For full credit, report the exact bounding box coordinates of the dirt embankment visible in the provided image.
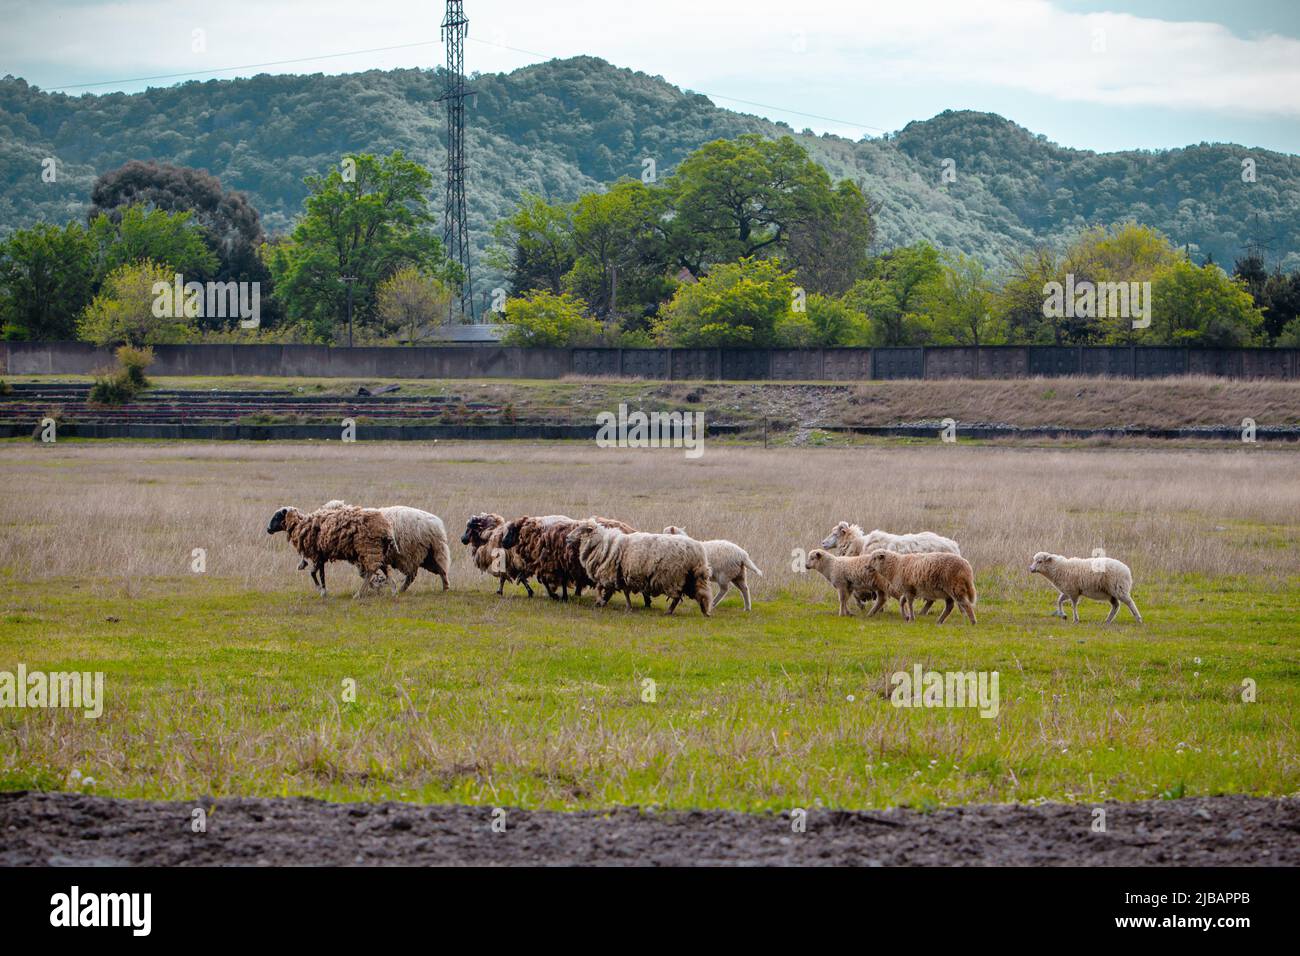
[2,792,1295,866]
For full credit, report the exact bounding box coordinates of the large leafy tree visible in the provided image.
[665,134,835,270]
[924,252,1003,346]
[1147,259,1265,347]
[87,205,218,285]
[267,151,457,342]
[565,180,672,319]
[88,160,268,286]
[0,223,95,340]
[784,179,878,296]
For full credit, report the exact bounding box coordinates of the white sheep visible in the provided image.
[820,521,961,557]
[1029,552,1143,624]
[663,526,762,610]
[568,520,713,616]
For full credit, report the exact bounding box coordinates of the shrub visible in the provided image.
[115,345,154,389]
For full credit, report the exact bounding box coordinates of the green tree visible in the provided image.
[1146,259,1265,347]
[499,290,602,347]
[784,179,877,296]
[843,242,943,345]
[267,151,457,341]
[375,266,453,342]
[565,179,671,319]
[0,223,95,340]
[87,204,218,284]
[488,193,575,295]
[77,260,195,346]
[924,252,1003,345]
[666,134,833,270]
[652,257,795,347]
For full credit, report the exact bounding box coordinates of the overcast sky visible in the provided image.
[4,0,1298,153]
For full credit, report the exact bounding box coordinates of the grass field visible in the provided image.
[1,439,1297,811]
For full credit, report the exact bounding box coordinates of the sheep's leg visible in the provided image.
[623,589,633,609]
[315,561,327,597]
[712,579,731,607]
[1104,597,1119,624]
[959,599,977,625]
[936,598,954,624]
[643,593,651,608]
[520,577,535,598]
[918,599,935,616]
[1070,596,1080,623]
[866,594,887,616]
[665,595,682,615]
[736,576,752,612]
[398,572,414,594]
[1054,592,1068,618]
[902,595,915,622]
[837,587,850,617]
[1122,596,1143,623]
[496,576,506,595]
[696,592,711,617]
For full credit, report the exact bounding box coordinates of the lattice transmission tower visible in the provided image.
[439,1,474,322]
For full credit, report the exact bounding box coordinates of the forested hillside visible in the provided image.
[3,55,1299,301]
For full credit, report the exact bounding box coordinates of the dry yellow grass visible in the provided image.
[0,439,1295,597]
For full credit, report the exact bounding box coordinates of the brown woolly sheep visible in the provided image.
[803,549,879,616]
[567,520,712,617]
[501,514,635,601]
[461,513,533,597]
[267,505,392,597]
[862,549,978,625]
[320,500,450,593]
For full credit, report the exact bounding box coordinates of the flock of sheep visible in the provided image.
[264,503,1144,625]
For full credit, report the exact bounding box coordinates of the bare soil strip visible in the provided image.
[3,792,1295,866]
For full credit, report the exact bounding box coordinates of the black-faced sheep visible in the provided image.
[320,500,450,593]
[461,512,533,597]
[567,520,712,617]
[862,549,978,624]
[663,526,762,611]
[267,505,392,597]
[1029,552,1142,624]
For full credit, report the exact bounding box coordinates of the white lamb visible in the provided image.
[1029,552,1143,624]
[663,526,763,611]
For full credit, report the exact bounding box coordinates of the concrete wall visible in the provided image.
[4,342,1298,380]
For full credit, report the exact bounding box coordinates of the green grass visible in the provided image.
[2,573,1295,811]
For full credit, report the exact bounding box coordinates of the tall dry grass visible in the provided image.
[0,440,1296,598]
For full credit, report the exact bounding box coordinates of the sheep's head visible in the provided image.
[1029,552,1054,574]
[500,519,525,550]
[805,548,830,572]
[663,525,687,537]
[865,549,891,572]
[266,507,296,534]
[462,513,498,547]
[820,521,851,549]
[565,519,602,548]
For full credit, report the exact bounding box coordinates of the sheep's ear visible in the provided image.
[838,521,849,532]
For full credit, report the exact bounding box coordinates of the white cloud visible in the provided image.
[4,0,1298,121]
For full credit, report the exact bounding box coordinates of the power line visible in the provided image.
[39,32,889,135]
[43,40,444,92]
